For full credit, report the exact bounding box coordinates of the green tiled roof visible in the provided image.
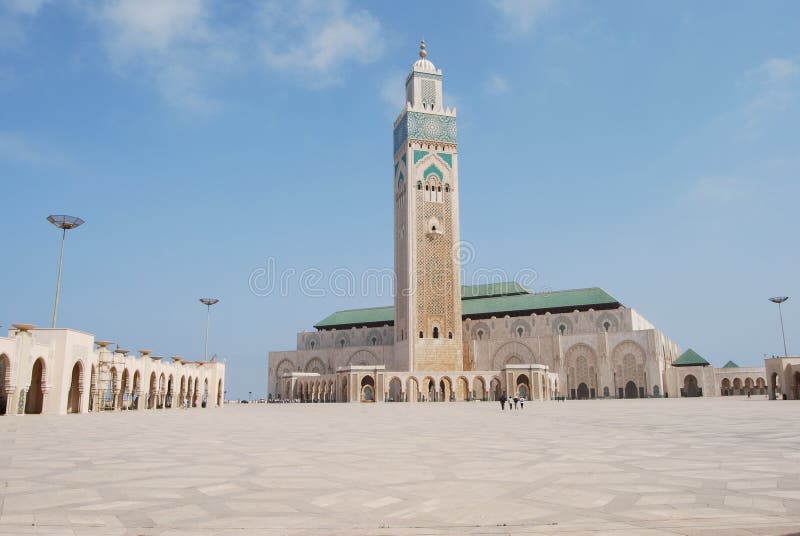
[461,282,530,300]
[722,360,739,368]
[672,349,710,367]
[462,287,618,317]
[314,306,394,329]
[314,284,621,329]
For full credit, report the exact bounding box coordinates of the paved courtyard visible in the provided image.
[1,399,799,535]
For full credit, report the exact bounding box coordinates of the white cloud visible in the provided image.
[2,0,386,111]
[689,177,751,203]
[741,57,799,137]
[485,73,510,95]
[380,70,406,115]
[257,1,384,87]
[759,58,800,84]
[489,0,554,37]
[84,0,225,114]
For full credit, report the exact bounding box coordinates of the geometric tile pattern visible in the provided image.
[1,399,799,535]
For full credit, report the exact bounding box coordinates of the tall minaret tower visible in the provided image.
[393,41,463,373]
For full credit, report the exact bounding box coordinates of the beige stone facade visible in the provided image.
[266,44,773,405]
[0,324,225,416]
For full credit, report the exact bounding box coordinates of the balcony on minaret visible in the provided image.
[426,218,443,239]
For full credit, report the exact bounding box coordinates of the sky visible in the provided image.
[1,0,798,399]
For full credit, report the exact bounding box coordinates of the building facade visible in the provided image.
[0,324,225,416]
[267,43,772,403]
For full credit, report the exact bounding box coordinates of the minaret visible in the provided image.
[393,41,463,373]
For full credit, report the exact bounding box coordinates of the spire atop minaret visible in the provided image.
[419,39,427,58]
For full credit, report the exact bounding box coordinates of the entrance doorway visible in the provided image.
[624,380,638,399]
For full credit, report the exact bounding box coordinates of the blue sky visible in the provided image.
[1,0,798,398]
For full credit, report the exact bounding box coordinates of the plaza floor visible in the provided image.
[1,399,799,536]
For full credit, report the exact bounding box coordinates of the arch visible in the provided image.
[193,376,200,407]
[388,377,402,402]
[164,374,173,408]
[407,377,419,402]
[25,358,46,414]
[0,354,10,415]
[131,370,141,410]
[612,340,646,396]
[733,378,742,394]
[89,364,97,411]
[470,321,490,341]
[576,382,589,400]
[490,377,502,401]
[516,373,531,399]
[439,377,453,401]
[456,376,469,401]
[347,350,378,366]
[148,372,157,409]
[473,377,486,401]
[492,341,535,370]
[179,376,186,407]
[305,357,326,374]
[683,375,699,398]
[360,375,375,402]
[595,312,619,333]
[423,376,436,401]
[119,368,130,410]
[551,316,573,336]
[794,371,800,400]
[67,360,83,414]
[721,377,731,396]
[339,375,348,402]
[624,380,638,399]
[566,343,599,397]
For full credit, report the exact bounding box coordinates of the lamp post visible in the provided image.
[47,215,85,328]
[199,298,219,361]
[769,297,789,358]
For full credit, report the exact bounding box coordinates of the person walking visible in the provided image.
[513,395,519,409]
[519,396,525,409]
[499,392,507,410]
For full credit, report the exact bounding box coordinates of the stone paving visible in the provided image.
[1,398,799,535]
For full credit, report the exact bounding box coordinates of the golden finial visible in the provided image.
[419,39,427,58]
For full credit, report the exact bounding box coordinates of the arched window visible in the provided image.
[339,339,345,348]
[371,337,377,345]
[433,327,439,339]
[603,321,611,332]
[445,184,450,192]
[477,330,484,340]
[310,341,315,349]
[417,181,422,190]
[448,332,453,339]
[419,331,423,338]
[517,326,524,337]
[559,324,566,335]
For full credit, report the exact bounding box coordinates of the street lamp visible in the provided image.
[47,215,85,328]
[199,298,219,361]
[769,297,789,358]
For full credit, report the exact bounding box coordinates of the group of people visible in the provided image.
[498,392,524,410]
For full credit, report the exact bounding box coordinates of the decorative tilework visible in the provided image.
[394,112,457,153]
[422,80,436,107]
[437,153,452,167]
[414,150,429,164]
[423,164,443,182]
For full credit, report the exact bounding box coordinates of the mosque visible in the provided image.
[267,43,793,404]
